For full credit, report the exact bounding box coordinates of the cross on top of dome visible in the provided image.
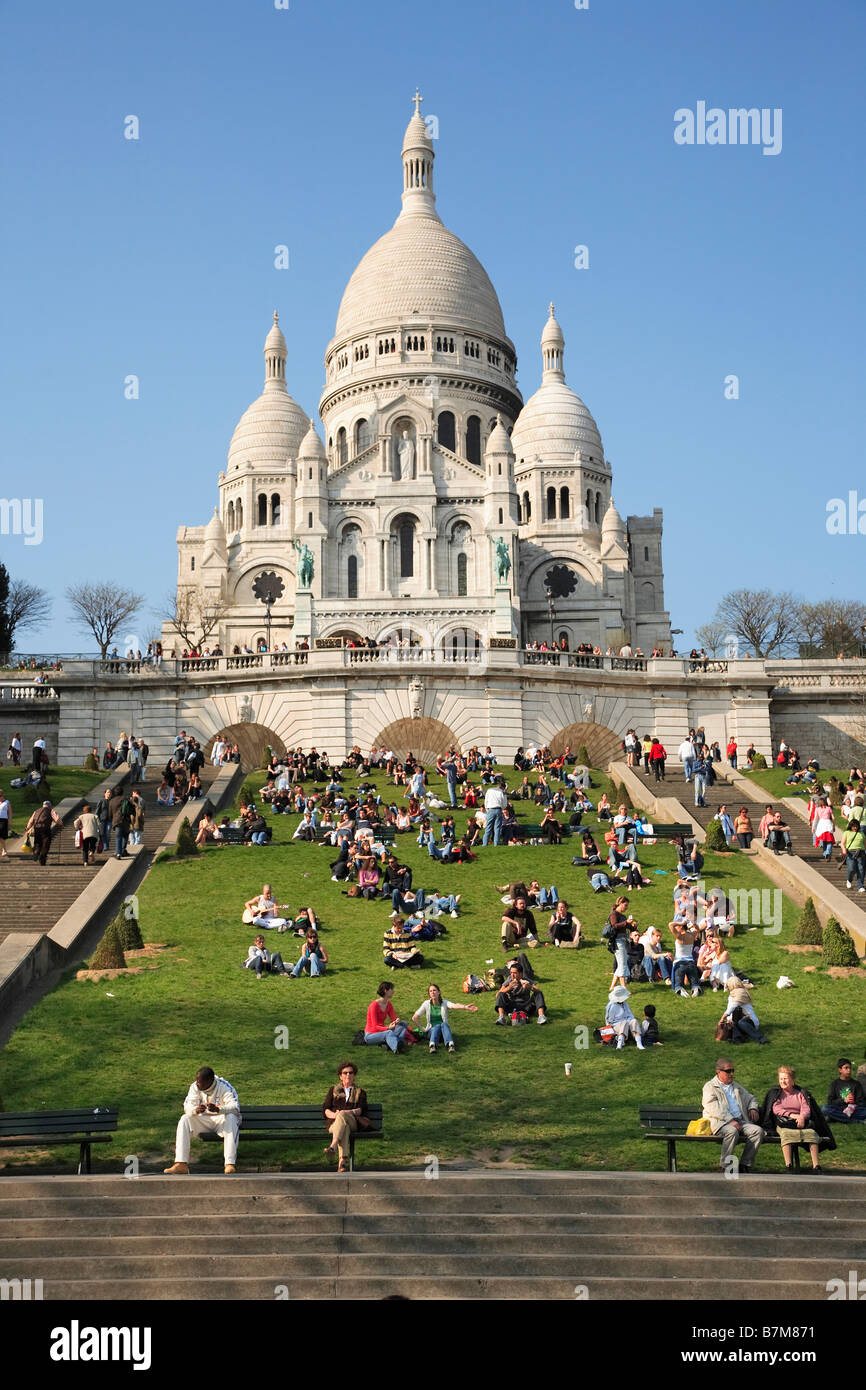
[412,88,423,115]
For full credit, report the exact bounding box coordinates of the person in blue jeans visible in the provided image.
[290,929,328,977]
[364,982,410,1052]
[482,783,508,845]
[693,756,709,808]
[671,922,702,996]
[412,983,478,1053]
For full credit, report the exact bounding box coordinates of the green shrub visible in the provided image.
[116,907,144,952]
[89,920,126,971]
[751,753,767,770]
[260,744,272,770]
[175,817,199,857]
[794,897,822,945]
[704,818,732,852]
[576,745,590,767]
[83,752,98,771]
[822,917,861,968]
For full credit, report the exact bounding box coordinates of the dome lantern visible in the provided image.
[541,303,565,381]
[401,90,436,219]
[264,310,287,387]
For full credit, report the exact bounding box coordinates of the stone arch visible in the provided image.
[547,721,622,767]
[374,716,461,765]
[204,722,287,771]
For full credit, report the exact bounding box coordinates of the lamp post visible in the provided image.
[545,587,556,649]
[265,595,273,651]
[670,627,683,658]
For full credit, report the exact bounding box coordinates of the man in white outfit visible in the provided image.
[164,1066,241,1174]
[701,1058,764,1173]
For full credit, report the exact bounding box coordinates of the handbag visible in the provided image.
[21,833,33,855]
[686,1118,713,1136]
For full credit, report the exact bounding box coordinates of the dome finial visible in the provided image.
[273,309,279,324]
[548,301,555,317]
[412,87,423,116]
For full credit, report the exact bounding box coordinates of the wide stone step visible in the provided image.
[1,1251,852,1283]
[3,1231,864,1260]
[19,1273,836,1300]
[2,1211,861,1240]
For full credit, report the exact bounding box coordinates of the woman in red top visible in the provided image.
[364,982,410,1053]
[726,739,737,769]
[649,739,667,782]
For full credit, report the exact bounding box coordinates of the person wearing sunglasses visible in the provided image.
[323,1062,370,1173]
[701,1058,764,1173]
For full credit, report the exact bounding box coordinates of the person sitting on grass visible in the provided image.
[525,880,558,908]
[494,962,548,1025]
[382,918,424,970]
[572,831,602,866]
[540,805,563,844]
[357,856,381,899]
[640,927,673,984]
[245,885,288,931]
[323,1061,370,1173]
[501,896,538,951]
[604,986,645,1050]
[547,900,581,948]
[723,975,765,1038]
[671,919,702,997]
[243,934,290,978]
[290,927,328,977]
[412,982,478,1053]
[641,1004,662,1045]
[364,981,411,1052]
[760,1064,835,1173]
[822,1058,866,1123]
[424,891,461,919]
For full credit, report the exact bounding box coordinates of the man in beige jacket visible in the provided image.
[702,1058,764,1172]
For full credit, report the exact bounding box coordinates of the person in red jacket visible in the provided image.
[363,982,410,1053]
[726,738,738,769]
[649,739,667,782]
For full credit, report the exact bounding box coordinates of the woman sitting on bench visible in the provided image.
[323,1061,370,1173]
[760,1065,835,1172]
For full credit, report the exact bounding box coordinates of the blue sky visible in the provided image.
[2,0,863,652]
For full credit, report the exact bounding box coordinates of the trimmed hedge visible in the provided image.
[822,917,861,968]
[794,897,822,945]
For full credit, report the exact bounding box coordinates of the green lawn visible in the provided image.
[740,767,850,801]
[1,766,864,1175]
[0,765,107,830]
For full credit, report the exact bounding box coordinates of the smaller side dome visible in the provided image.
[298,418,326,461]
[602,498,626,537]
[205,507,225,540]
[484,413,513,458]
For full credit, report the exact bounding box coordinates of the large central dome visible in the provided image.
[331,98,509,347]
[335,214,507,343]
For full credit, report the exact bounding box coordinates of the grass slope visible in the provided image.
[740,768,850,801]
[0,766,107,828]
[1,767,864,1174]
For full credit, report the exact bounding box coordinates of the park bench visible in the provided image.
[639,1105,798,1173]
[201,1103,384,1171]
[644,823,695,843]
[0,1106,119,1173]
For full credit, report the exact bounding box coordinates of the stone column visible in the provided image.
[378,434,391,477]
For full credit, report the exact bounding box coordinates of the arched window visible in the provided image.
[271,493,281,526]
[437,411,456,451]
[560,487,569,520]
[336,428,347,466]
[595,492,601,524]
[585,488,592,523]
[235,499,243,528]
[522,491,531,524]
[644,546,649,562]
[546,486,557,520]
[347,555,358,598]
[257,493,267,526]
[226,501,235,531]
[308,511,313,529]
[457,552,467,596]
[399,517,415,578]
[355,418,370,453]
[498,507,503,524]
[465,415,481,465]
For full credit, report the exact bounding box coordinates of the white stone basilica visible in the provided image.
[170,96,671,656]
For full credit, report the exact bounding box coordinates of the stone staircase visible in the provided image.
[0,767,217,949]
[0,1172,864,1299]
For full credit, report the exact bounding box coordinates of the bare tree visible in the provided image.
[3,577,52,653]
[164,588,230,650]
[713,589,801,659]
[694,620,728,657]
[66,582,144,659]
[804,599,866,657]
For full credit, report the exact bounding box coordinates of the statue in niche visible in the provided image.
[409,678,424,719]
[293,539,314,589]
[398,429,415,480]
[493,535,512,584]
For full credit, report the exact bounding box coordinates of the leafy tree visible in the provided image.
[713,589,800,659]
[794,898,822,945]
[66,582,143,659]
